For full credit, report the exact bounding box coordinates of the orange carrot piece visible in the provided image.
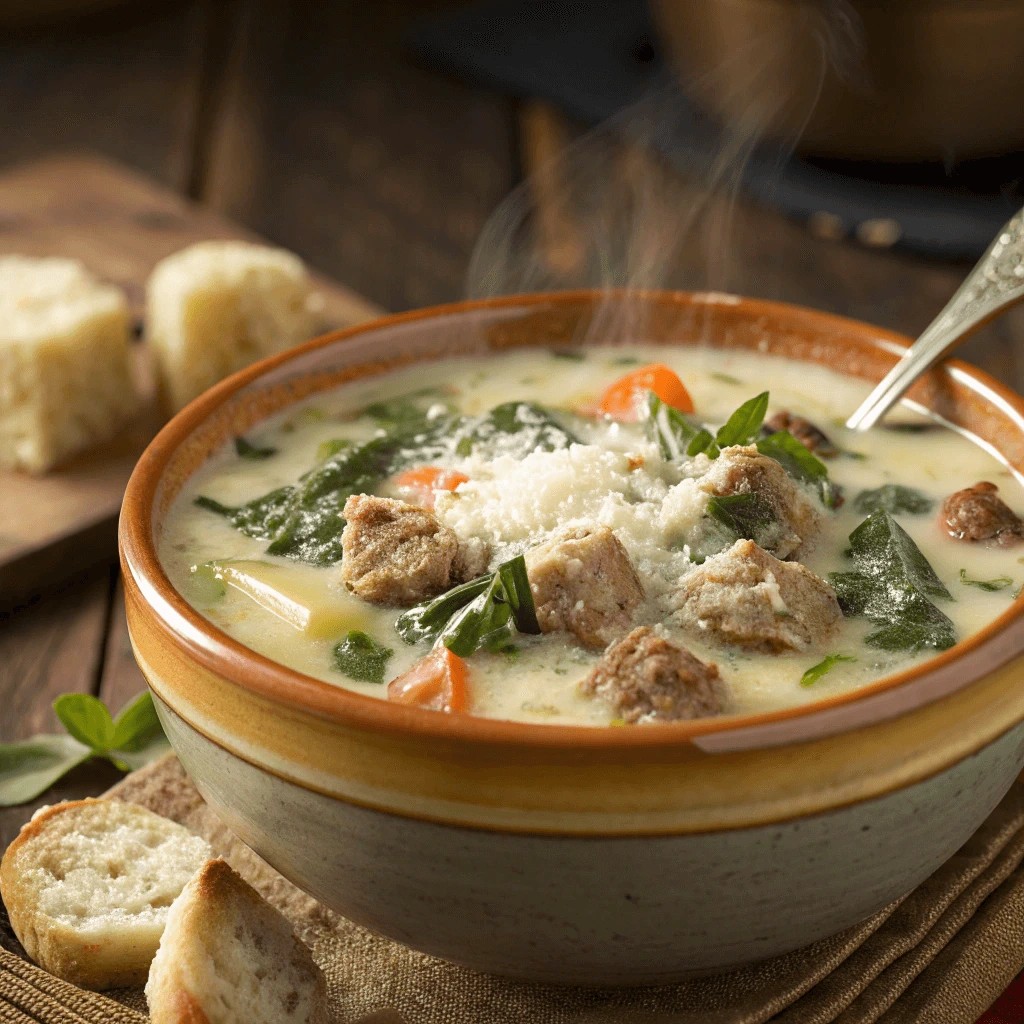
[597,363,693,422]
[393,466,469,509]
[387,647,468,713]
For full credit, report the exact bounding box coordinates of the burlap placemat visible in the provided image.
[3,754,1024,1024]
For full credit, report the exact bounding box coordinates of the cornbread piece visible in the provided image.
[763,410,838,457]
[0,799,210,990]
[525,522,644,648]
[673,539,841,652]
[146,859,328,1024]
[341,495,489,605]
[580,626,728,723]
[0,256,136,473]
[701,444,822,559]
[941,481,1024,546]
[146,241,321,413]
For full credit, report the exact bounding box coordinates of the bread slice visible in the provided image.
[146,858,328,1024]
[146,240,322,414]
[0,255,138,472]
[0,798,210,989]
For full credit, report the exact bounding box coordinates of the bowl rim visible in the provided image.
[119,289,1024,751]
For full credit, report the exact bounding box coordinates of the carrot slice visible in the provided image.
[597,363,693,422]
[387,647,468,713]
[393,466,469,509]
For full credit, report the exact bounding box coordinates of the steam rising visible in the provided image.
[466,1,863,343]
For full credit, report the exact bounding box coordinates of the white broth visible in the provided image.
[158,347,1024,725]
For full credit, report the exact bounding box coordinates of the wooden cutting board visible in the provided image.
[0,153,383,610]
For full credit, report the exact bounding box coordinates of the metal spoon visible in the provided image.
[846,205,1024,431]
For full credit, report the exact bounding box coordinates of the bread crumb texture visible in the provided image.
[146,241,320,414]
[0,255,137,472]
[0,798,210,989]
[146,858,328,1024]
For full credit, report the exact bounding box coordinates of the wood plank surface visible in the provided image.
[0,154,384,611]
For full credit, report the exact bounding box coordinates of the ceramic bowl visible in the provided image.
[120,291,1024,985]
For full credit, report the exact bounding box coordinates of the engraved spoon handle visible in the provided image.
[846,206,1024,431]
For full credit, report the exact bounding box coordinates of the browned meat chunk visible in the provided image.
[673,539,841,652]
[580,626,728,723]
[941,481,1024,547]
[764,410,838,457]
[341,495,489,606]
[701,445,822,559]
[525,523,644,648]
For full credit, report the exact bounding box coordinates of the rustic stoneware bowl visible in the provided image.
[120,291,1024,985]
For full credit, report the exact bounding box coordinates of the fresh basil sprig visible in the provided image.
[959,569,1014,592]
[853,484,933,516]
[801,654,857,687]
[645,391,769,462]
[829,510,956,653]
[714,391,770,448]
[235,436,277,460]
[757,430,841,509]
[396,555,540,657]
[333,631,393,684]
[0,692,169,807]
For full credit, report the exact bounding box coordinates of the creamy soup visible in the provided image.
[159,347,1024,726]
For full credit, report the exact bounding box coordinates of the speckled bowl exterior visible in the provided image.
[120,292,1024,984]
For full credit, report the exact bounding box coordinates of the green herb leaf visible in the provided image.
[829,510,956,653]
[109,692,168,772]
[853,484,933,516]
[195,486,296,541]
[715,391,770,448]
[396,574,493,645]
[497,555,541,634]
[333,631,394,684]
[454,402,578,460]
[550,349,586,361]
[235,436,278,460]
[0,734,92,807]
[707,492,777,547]
[317,439,351,462]
[757,430,840,508]
[53,694,115,751]
[687,428,720,459]
[959,568,1014,592]
[710,372,742,385]
[643,392,699,461]
[801,654,856,687]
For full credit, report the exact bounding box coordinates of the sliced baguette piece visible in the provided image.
[146,240,322,414]
[0,255,138,472]
[0,798,210,989]
[146,858,328,1024]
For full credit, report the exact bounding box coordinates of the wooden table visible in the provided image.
[2,0,1023,867]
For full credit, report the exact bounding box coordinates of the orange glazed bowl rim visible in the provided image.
[119,290,1024,754]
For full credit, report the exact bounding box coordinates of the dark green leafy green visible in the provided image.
[0,692,169,805]
[959,569,1013,592]
[714,391,770,448]
[195,487,295,541]
[396,555,540,657]
[316,439,351,462]
[362,388,448,432]
[758,430,840,508]
[454,402,578,460]
[706,493,777,547]
[801,654,856,687]
[333,631,393,684]
[829,510,956,653]
[235,436,277,460]
[854,484,933,516]
[643,392,699,460]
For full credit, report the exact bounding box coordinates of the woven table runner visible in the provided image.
[3,754,1024,1024]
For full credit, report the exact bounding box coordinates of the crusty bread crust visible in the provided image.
[146,858,328,1024]
[0,798,209,990]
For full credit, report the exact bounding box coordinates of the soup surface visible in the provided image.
[159,346,1024,726]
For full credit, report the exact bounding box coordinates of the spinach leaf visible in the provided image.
[454,402,578,459]
[829,510,956,653]
[757,430,840,509]
[235,436,277,460]
[643,392,699,460]
[396,555,540,657]
[195,487,296,541]
[959,569,1014,592]
[317,439,351,462]
[707,493,777,547]
[362,388,448,432]
[801,654,856,687]
[853,484,933,516]
[333,631,393,684]
[715,391,770,448]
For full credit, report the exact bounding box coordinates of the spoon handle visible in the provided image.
[846,206,1024,431]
